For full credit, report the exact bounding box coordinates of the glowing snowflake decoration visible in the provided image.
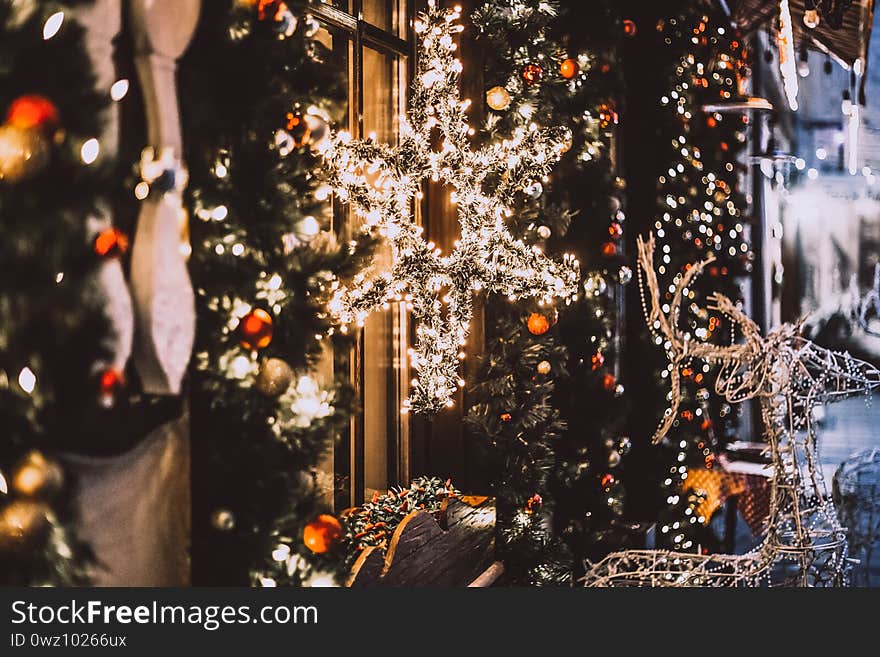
[322,1,579,413]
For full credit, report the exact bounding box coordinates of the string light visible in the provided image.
[18,366,36,394]
[322,2,578,413]
[42,12,64,40]
[80,138,99,164]
[110,79,129,101]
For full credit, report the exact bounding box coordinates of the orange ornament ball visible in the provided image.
[601,241,617,257]
[6,95,59,132]
[602,373,616,391]
[239,308,274,350]
[94,227,129,257]
[622,19,637,37]
[303,514,342,554]
[527,312,551,336]
[256,0,284,20]
[500,412,512,422]
[559,58,579,80]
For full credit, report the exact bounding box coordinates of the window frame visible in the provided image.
[311,0,418,510]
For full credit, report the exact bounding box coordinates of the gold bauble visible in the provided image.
[210,508,236,531]
[486,86,511,111]
[0,125,50,182]
[255,357,294,396]
[537,360,552,375]
[12,451,64,498]
[0,500,51,550]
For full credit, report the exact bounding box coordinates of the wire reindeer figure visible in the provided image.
[581,234,880,587]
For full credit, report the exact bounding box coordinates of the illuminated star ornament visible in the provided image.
[322,2,579,413]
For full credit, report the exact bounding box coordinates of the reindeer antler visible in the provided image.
[636,234,716,443]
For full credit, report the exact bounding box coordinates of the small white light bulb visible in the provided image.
[43,12,64,39]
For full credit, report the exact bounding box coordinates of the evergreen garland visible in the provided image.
[184,0,375,587]
[0,0,112,585]
[466,0,632,584]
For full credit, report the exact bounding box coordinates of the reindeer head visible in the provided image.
[780,335,880,404]
[637,234,880,444]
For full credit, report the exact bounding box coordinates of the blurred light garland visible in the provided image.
[321,1,579,413]
[777,0,799,111]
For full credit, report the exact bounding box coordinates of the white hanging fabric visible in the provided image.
[61,417,190,586]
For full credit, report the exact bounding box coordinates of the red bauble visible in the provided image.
[522,63,543,85]
[256,0,285,20]
[100,368,123,392]
[706,116,717,128]
[303,514,342,554]
[239,308,274,350]
[601,242,617,257]
[6,95,59,132]
[602,373,616,391]
[591,352,604,371]
[622,19,637,37]
[527,312,550,336]
[559,58,579,80]
[98,368,124,407]
[500,412,512,422]
[601,473,616,487]
[94,227,129,257]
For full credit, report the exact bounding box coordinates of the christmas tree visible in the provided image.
[0,0,114,585]
[184,0,374,586]
[645,2,753,552]
[466,0,632,584]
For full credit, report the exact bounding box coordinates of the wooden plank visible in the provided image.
[468,561,505,587]
[346,546,384,587]
[346,497,496,587]
[378,502,495,586]
[439,495,490,530]
[380,529,489,585]
[382,510,445,573]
